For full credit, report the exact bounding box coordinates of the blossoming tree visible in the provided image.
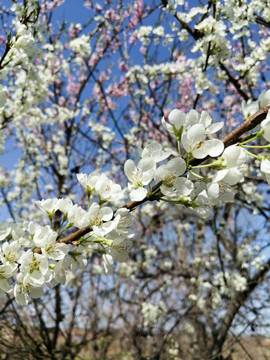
[0,0,270,359]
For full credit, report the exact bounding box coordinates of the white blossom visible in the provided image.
[124,158,156,201]
[181,124,224,159]
[141,141,172,162]
[0,222,11,241]
[258,89,270,108]
[261,111,270,142]
[0,263,17,293]
[94,174,124,205]
[36,198,59,215]
[141,301,167,327]
[76,172,101,192]
[213,145,248,185]
[241,99,259,119]
[69,35,91,57]
[260,158,270,184]
[33,225,58,248]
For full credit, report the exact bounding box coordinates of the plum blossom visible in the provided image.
[137,25,153,45]
[207,181,235,205]
[57,198,74,215]
[242,88,270,117]
[42,242,68,261]
[52,258,72,285]
[109,238,133,262]
[166,177,194,199]
[69,35,91,57]
[260,158,270,184]
[0,85,7,107]
[32,225,58,248]
[77,172,101,194]
[163,109,224,159]
[67,204,89,228]
[198,111,224,134]
[102,253,114,275]
[94,174,124,205]
[162,109,187,139]
[258,89,270,108]
[19,250,51,288]
[68,245,88,271]
[1,0,270,313]
[112,208,135,238]
[140,141,172,162]
[154,157,188,196]
[12,21,39,61]
[88,203,118,238]
[181,124,224,159]
[88,202,113,225]
[0,240,21,264]
[36,198,59,216]
[141,301,167,327]
[260,111,270,142]
[153,26,165,37]
[0,222,11,241]
[124,158,156,201]
[14,273,44,305]
[102,238,133,274]
[0,263,17,293]
[241,99,259,119]
[213,145,248,185]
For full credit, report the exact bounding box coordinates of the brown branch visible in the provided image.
[222,105,270,147]
[58,226,92,244]
[34,105,270,249]
[190,105,270,167]
[34,226,92,254]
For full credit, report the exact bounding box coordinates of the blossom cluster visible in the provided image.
[0,100,270,305]
[125,108,247,217]
[0,180,134,304]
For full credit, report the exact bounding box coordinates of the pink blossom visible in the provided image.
[105,9,119,22]
[99,72,107,83]
[163,109,171,118]
[149,81,156,90]
[96,43,105,56]
[140,46,146,55]
[0,36,5,45]
[129,32,138,44]
[141,115,148,123]
[103,97,115,111]
[101,116,107,124]
[93,84,102,98]
[66,76,79,97]
[118,61,128,72]
[58,97,66,106]
[128,0,144,29]
[173,50,180,59]
[113,37,121,51]
[43,0,65,12]
[148,98,154,106]
[68,24,81,39]
[88,54,99,67]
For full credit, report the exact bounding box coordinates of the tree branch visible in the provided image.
[35,106,270,249]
